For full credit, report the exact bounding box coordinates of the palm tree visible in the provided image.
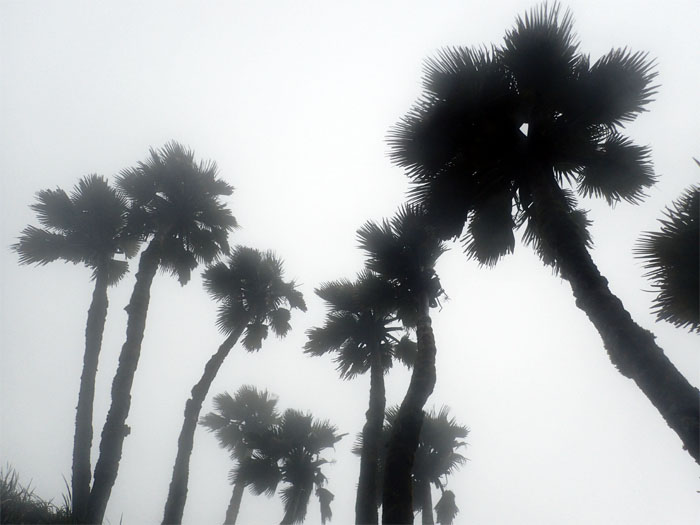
[353,405,468,525]
[356,206,447,523]
[636,184,699,333]
[163,248,306,524]
[387,3,699,464]
[206,401,343,525]
[304,272,415,524]
[269,409,343,524]
[199,386,280,524]
[12,175,138,520]
[85,142,237,524]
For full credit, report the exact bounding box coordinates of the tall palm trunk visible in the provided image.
[71,266,110,522]
[162,328,244,524]
[530,168,700,463]
[355,344,386,525]
[85,241,161,523]
[223,481,246,525]
[419,481,434,525]
[383,295,437,524]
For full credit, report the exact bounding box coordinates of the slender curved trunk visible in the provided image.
[85,241,161,523]
[355,344,386,525]
[71,266,110,523]
[383,295,436,524]
[419,481,434,525]
[162,329,243,524]
[530,168,700,464]
[223,481,246,525]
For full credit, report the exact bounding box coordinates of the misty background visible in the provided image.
[1,1,698,523]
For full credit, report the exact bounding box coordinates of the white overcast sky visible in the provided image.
[1,1,698,524]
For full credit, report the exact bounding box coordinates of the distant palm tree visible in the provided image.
[388,3,699,465]
[636,184,699,332]
[163,248,306,524]
[357,206,447,522]
[304,272,415,524]
[12,175,138,520]
[353,405,468,525]
[200,386,280,524]
[86,143,237,524]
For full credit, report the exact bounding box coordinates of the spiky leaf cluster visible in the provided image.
[13,175,139,285]
[388,2,657,268]
[636,185,699,332]
[117,141,237,284]
[203,246,306,350]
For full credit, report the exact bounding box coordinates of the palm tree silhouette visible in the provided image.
[304,272,415,524]
[357,206,447,523]
[388,3,699,464]
[163,247,306,524]
[13,175,138,521]
[199,386,280,524]
[206,399,343,525]
[636,184,699,332]
[353,405,468,525]
[86,142,237,523]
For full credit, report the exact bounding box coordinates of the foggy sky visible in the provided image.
[1,1,698,524]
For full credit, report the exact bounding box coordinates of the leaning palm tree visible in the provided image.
[388,3,699,465]
[636,184,699,333]
[12,175,138,520]
[163,248,306,524]
[357,206,447,522]
[353,405,468,525]
[200,386,280,524]
[86,143,237,524]
[304,272,415,524]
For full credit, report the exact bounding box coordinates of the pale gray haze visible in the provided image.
[1,1,698,524]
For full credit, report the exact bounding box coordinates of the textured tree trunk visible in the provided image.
[419,481,434,525]
[530,168,700,464]
[162,329,243,524]
[85,242,161,523]
[71,266,110,523]
[383,295,436,524]
[223,481,246,525]
[355,345,386,525]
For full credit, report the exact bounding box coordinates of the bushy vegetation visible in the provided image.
[0,466,72,524]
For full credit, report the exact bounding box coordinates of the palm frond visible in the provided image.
[242,322,269,352]
[636,186,699,331]
[578,133,656,204]
[316,487,334,525]
[31,188,75,231]
[393,334,417,368]
[463,185,516,266]
[434,490,459,525]
[578,48,657,126]
[500,2,579,102]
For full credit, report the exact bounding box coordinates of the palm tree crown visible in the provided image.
[305,271,416,376]
[636,185,699,332]
[203,246,308,350]
[13,174,138,282]
[357,205,447,325]
[118,141,237,284]
[389,3,656,265]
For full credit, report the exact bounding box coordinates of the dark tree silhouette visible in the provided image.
[12,175,138,521]
[357,207,446,523]
[211,403,343,525]
[353,405,467,525]
[388,3,699,465]
[200,386,280,524]
[163,248,306,524]
[636,184,699,332]
[86,143,237,524]
[304,272,415,525]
